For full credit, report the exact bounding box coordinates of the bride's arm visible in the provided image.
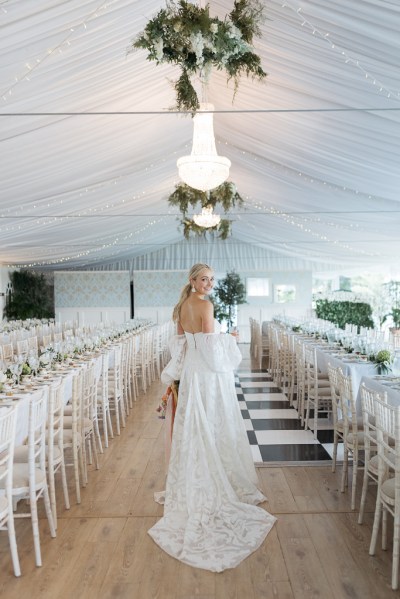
[161,332,187,384]
[196,331,242,371]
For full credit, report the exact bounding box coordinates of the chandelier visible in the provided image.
[193,204,221,228]
[177,103,231,192]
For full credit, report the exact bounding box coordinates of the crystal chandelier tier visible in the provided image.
[177,103,231,192]
[193,204,221,228]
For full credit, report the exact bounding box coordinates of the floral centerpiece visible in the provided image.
[168,180,243,239]
[130,0,267,112]
[0,370,7,392]
[371,349,392,375]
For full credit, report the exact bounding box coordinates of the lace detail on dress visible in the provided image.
[161,334,187,385]
[149,331,276,572]
[194,331,242,372]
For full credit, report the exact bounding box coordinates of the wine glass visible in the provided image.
[10,362,22,387]
[392,350,400,377]
[28,355,39,377]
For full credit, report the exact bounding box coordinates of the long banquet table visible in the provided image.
[0,346,116,445]
[290,332,400,414]
[314,346,376,398]
[290,333,375,389]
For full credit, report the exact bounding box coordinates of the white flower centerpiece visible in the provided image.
[130,0,267,112]
[371,349,393,375]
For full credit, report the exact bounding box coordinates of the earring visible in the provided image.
[191,286,196,292]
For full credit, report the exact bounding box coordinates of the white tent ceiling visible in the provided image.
[1,0,399,272]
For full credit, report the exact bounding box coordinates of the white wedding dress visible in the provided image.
[148,324,276,572]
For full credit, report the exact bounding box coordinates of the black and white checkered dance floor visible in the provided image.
[236,370,341,464]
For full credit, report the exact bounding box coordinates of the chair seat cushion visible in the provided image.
[63,416,92,430]
[13,444,63,464]
[63,429,82,446]
[336,417,363,432]
[345,431,363,445]
[370,452,395,471]
[0,464,47,491]
[309,387,332,397]
[381,477,396,501]
[64,405,72,416]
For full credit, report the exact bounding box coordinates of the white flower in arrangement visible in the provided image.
[0,371,7,384]
[203,36,215,52]
[190,31,205,65]
[154,38,164,61]
[226,23,242,40]
[131,0,267,112]
[173,21,182,32]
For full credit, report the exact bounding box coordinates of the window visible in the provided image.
[246,278,270,297]
[274,284,296,303]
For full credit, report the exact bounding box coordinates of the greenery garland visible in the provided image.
[130,0,267,112]
[168,181,243,240]
[315,299,374,331]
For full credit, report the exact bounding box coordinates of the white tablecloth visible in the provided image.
[0,349,111,444]
[356,375,400,413]
[315,347,376,399]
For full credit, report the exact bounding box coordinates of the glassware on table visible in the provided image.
[28,355,39,377]
[392,350,400,377]
[10,361,22,387]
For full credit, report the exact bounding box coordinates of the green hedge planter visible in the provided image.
[315,299,374,330]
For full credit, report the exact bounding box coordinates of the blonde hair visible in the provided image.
[172,263,212,322]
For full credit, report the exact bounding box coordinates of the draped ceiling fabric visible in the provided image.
[1,0,399,273]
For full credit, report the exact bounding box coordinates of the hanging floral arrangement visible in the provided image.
[168,181,243,239]
[130,0,267,112]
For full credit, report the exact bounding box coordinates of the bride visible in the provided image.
[148,263,276,572]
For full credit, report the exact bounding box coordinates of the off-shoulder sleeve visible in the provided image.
[195,332,242,372]
[161,334,187,384]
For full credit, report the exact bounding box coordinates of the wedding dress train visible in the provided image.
[148,327,276,572]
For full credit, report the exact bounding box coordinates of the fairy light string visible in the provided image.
[280,1,400,100]
[1,0,111,101]
[1,132,394,265]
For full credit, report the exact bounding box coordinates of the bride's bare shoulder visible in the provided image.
[199,298,213,315]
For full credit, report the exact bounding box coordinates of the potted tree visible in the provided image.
[211,270,247,332]
[382,281,400,333]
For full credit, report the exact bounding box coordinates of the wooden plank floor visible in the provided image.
[0,349,396,598]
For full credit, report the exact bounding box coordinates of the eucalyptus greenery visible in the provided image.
[168,181,243,240]
[130,0,267,112]
[181,217,232,240]
[315,299,374,331]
